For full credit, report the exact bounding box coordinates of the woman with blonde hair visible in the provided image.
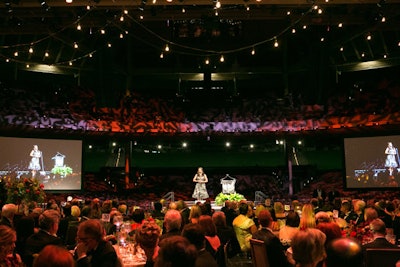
[299,204,316,230]
[189,204,202,224]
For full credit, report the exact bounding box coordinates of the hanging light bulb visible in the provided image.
[274,39,279,47]
[29,47,33,53]
[14,51,18,57]
[160,52,164,58]
[220,55,224,62]
[292,28,296,34]
[251,48,255,55]
[182,7,185,13]
[74,42,78,49]
[338,22,343,28]
[205,58,209,65]
[108,43,112,48]
[86,5,91,10]
[120,16,124,22]
[77,24,81,30]
[124,9,128,14]
[45,51,49,57]
[215,1,221,8]
[366,34,371,40]
[101,29,105,34]
[165,44,170,52]
[120,33,124,39]
[69,61,73,66]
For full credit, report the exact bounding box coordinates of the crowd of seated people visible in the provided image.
[1,78,400,133]
[2,188,400,267]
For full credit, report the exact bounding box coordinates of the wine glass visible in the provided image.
[113,215,123,232]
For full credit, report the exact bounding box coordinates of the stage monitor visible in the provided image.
[344,136,400,189]
[0,136,82,191]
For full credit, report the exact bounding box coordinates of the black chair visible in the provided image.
[250,239,270,267]
[365,248,400,267]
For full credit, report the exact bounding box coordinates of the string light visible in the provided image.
[338,22,343,28]
[6,58,10,62]
[26,64,30,68]
[286,11,291,15]
[107,43,112,48]
[366,34,371,40]
[45,51,49,57]
[124,10,128,14]
[74,42,78,49]
[246,6,250,11]
[77,24,81,30]
[86,5,90,10]
[182,7,185,13]
[274,39,279,47]
[120,16,124,22]
[215,1,221,8]
[29,47,33,53]
[251,48,255,55]
[120,33,124,39]
[69,61,73,66]
[160,52,164,58]
[101,29,106,34]
[340,47,344,52]
[165,44,169,52]
[381,16,386,22]
[220,55,224,62]
[292,28,296,34]
[14,51,18,57]
[205,58,209,65]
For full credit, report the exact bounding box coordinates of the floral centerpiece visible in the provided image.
[5,175,46,205]
[215,192,246,205]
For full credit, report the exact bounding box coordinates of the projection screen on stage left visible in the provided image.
[0,136,82,191]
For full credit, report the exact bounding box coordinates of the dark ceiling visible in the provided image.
[1,0,400,99]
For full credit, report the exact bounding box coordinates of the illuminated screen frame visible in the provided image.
[344,135,400,189]
[0,136,83,192]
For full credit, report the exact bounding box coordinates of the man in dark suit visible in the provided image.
[24,209,64,267]
[362,218,397,250]
[75,219,118,267]
[252,210,292,267]
[159,209,182,242]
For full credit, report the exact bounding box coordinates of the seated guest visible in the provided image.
[289,228,326,267]
[189,205,202,224]
[279,211,300,248]
[134,219,162,267]
[159,209,182,242]
[0,225,23,267]
[24,209,63,267]
[74,219,118,267]
[252,210,291,267]
[316,222,342,246]
[0,204,17,229]
[325,238,363,267]
[154,236,197,267]
[198,215,221,256]
[232,203,257,253]
[33,245,75,267]
[340,200,357,224]
[182,223,218,267]
[212,211,240,258]
[362,218,397,249]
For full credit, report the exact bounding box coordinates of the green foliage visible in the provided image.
[5,176,46,204]
[51,166,73,176]
[215,192,245,205]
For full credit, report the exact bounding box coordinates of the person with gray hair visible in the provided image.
[24,209,63,267]
[159,209,182,242]
[0,203,17,228]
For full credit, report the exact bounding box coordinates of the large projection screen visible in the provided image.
[0,136,82,191]
[344,136,400,189]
